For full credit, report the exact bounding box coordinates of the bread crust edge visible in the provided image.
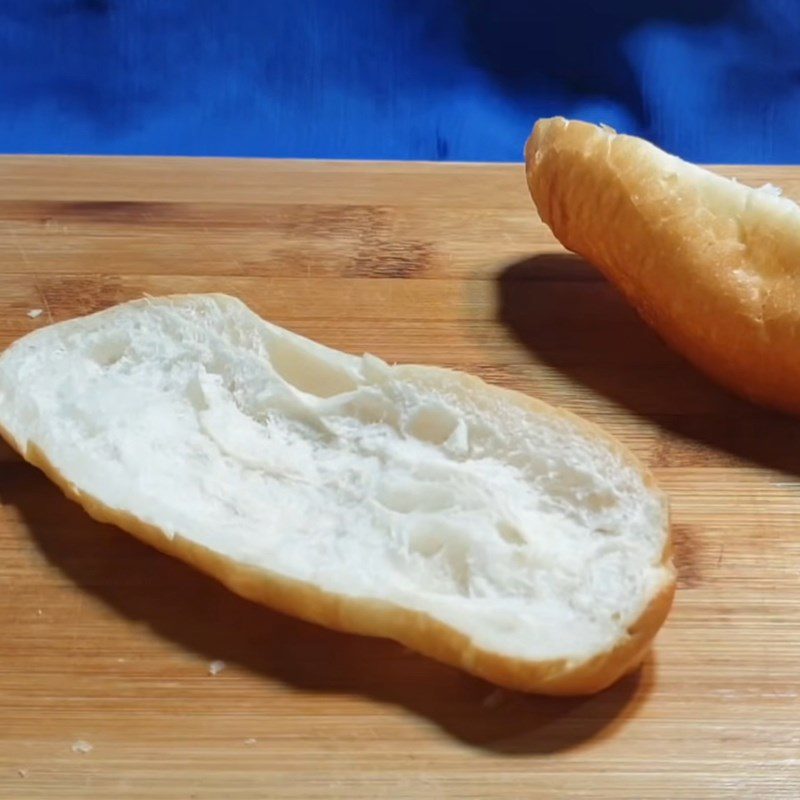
[525,116,800,414]
[2,437,673,696]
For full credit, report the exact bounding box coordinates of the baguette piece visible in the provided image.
[0,294,674,695]
[526,116,800,414]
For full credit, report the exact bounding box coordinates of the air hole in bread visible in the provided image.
[496,520,526,546]
[184,373,208,412]
[268,337,358,398]
[376,478,455,514]
[88,333,129,367]
[405,402,459,445]
[543,469,617,515]
[407,522,471,595]
[323,388,400,428]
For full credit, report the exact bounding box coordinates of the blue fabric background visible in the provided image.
[1,0,799,162]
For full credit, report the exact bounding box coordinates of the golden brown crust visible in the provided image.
[525,117,800,415]
[0,294,675,695]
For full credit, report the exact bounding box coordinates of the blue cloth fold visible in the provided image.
[1,0,798,162]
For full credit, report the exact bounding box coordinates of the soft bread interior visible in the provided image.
[0,295,671,674]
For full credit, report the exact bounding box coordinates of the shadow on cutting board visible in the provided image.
[496,254,800,477]
[0,463,650,756]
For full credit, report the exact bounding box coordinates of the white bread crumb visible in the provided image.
[759,182,783,197]
[208,660,226,676]
[244,738,257,745]
[17,768,28,778]
[27,309,43,319]
[71,740,93,754]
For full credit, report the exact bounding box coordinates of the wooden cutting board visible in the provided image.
[0,156,799,800]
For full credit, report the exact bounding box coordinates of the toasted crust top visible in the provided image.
[526,117,800,414]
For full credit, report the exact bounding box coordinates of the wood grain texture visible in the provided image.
[1,156,799,799]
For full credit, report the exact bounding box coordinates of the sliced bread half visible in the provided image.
[0,294,674,694]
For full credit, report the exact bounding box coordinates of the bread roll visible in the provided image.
[0,294,674,694]
[526,116,800,414]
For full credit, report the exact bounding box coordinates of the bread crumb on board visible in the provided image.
[17,768,28,778]
[208,659,226,676]
[244,738,257,745]
[27,309,43,319]
[71,740,93,754]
